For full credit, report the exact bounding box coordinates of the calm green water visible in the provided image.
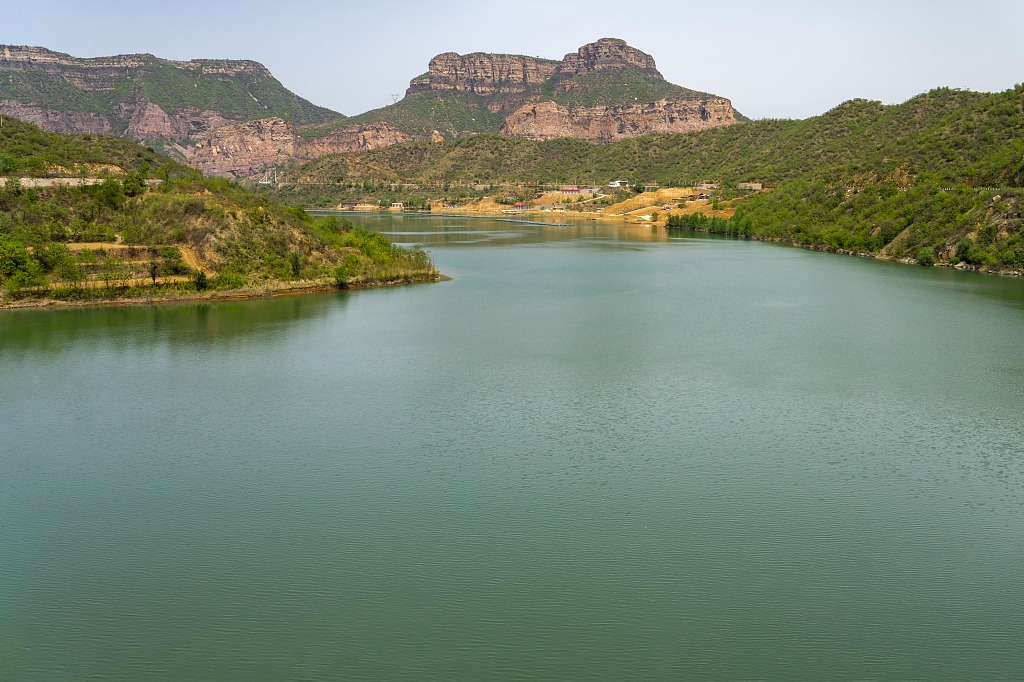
[3,215,1024,680]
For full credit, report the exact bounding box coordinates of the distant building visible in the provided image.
[391,202,404,209]
[514,203,530,210]
[697,182,719,190]
[737,182,763,191]
[560,186,581,195]
[608,180,630,188]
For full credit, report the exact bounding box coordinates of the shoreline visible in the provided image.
[667,226,1024,278]
[1,274,444,311]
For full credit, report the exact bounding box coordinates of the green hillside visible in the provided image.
[0,118,435,304]
[0,116,185,178]
[306,91,507,139]
[548,68,717,108]
[291,87,1018,187]
[1,47,341,136]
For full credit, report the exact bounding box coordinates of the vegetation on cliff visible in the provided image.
[0,118,435,304]
[287,87,1020,188]
[0,117,184,178]
[307,40,736,140]
[311,91,508,139]
[1,46,341,137]
[546,69,717,109]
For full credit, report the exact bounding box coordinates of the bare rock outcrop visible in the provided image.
[0,101,116,135]
[183,118,413,177]
[557,38,661,79]
[406,38,661,98]
[115,101,235,141]
[0,44,337,147]
[500,98,739,142]
[406,53,559,96]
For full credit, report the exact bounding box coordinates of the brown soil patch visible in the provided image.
[604,188,692,216]
[179,246,213,275]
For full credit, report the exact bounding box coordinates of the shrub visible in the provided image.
[333,264,349,288]
[915,247,936,266]
[212,272,245,290]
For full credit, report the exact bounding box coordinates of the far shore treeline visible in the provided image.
[268,86,1024,271]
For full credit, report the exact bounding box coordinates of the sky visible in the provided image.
[4,0,1022,120]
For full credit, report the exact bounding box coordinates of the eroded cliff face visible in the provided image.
[0,45,336,146]
[0,45,271,76]
[557,38,661,79]
[183,118,412,178]
[0,101,116,135]
[500,98,739,142]
[411,38,667,96]
[2,40,742,176]
[406,38,660,97]
[407,53,560,96]
[401,38,737,142]
[116,101,236,141]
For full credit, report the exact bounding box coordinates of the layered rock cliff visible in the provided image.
[0,45,339,143]
[500,98,738,142]
[2,40,742,177]
[406,38,661,97]
[384,38,739,142]
[406,53,559,96]
[557,38,661,79]
[182,118,412,178]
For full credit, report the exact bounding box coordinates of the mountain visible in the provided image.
[342,38,740,141]
[174,37,741,178]
[0,44,420,178]
[0,40,740,178]
[0,117,436,304]
[0,45,340,142]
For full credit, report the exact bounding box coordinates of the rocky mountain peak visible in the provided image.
[407,38,662,97]
[558,38,661,78]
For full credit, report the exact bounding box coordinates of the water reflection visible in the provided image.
[316,212,671,247]
[0,292,346,354]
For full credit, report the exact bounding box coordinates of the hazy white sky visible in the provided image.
[5,0,1022,120]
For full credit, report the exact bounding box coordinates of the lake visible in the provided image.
[3,214,1024,680]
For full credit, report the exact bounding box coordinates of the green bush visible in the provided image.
[212,271,245,290]
[333,264,349,288]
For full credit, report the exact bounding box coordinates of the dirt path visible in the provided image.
[178,246,213,275]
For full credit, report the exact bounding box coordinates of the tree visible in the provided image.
[123,172,147,198]
[332,264,349,288]
[96,176,125,211]
[0,236,31,280]
[915,247,936,266]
